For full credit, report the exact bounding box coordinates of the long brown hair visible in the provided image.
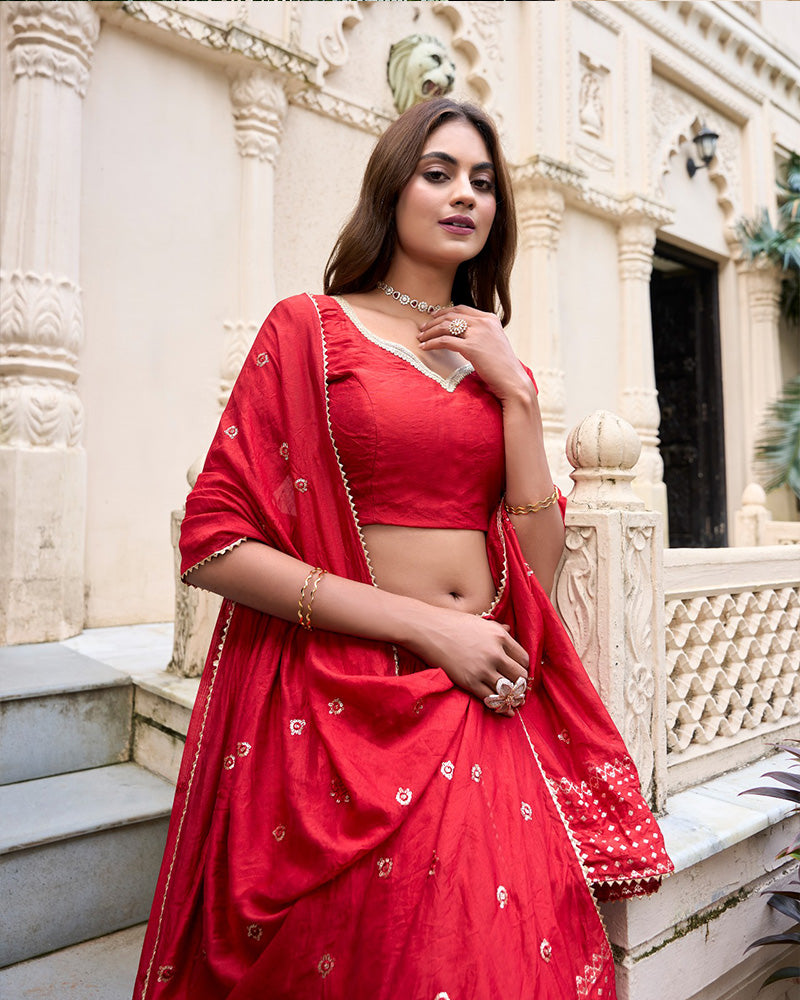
[324,98,517,326]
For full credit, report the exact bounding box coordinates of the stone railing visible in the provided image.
[554,410,800,806]
[663,546,800,792]
[734,483,800,546]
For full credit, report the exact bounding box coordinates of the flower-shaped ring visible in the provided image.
[448,317,468,338]
[484,676,527,714]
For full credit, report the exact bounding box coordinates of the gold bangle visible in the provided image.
[303,568,327,631]
[504,485,560,515]
[297,567,317,628]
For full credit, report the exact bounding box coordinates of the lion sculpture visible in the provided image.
[388,34,456,114]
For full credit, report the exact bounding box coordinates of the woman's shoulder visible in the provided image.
[267,292,324,322]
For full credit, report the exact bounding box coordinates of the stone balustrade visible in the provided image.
[663,545,800,792]
[553,412,800,806]
[734,483,800,546]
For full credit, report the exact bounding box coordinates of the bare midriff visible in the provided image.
[363,525,497,615]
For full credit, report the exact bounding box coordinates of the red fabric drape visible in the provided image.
[134,294,672,1000]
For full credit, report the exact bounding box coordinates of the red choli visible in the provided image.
[136,293,672,1000]
[327,296,505,530]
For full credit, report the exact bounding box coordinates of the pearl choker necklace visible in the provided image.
[376,281,452,315]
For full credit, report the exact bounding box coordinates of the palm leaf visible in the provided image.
[754,376,800,497]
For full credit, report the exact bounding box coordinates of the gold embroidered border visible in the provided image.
[517,715,614,975]
[138,602,236,999]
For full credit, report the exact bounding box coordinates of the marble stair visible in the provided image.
[0,641,174,969]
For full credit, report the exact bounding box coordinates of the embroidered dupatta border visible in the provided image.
[517,714,614,970]
[181,537,248,584]
[138,602,236,1000]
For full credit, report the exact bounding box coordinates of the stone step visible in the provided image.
[0,923,146,1000]
[0,762,174,967]
[0,643,133,785]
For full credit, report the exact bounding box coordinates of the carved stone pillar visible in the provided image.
[514,180,569,479]
[554,410,667,812]
[615,218,668,526]
[737,257,783,482]
[169,69,288,677]
[221,68,288,406]
[0,1,100,643]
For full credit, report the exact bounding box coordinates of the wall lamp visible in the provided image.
[686,123,719,178]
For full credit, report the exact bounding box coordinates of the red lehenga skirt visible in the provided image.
[134,507,672,1000]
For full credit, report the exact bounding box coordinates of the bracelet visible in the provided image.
[303,568,327,631]
[297,567,317,629]
[504,485,560,515]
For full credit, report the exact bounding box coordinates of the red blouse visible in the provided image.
[326,296,505,530]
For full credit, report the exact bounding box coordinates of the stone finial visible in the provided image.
[741,482,768,507]
[387,35,455,114]
[565,410,644,510]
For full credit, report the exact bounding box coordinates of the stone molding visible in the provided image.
[112,0,317,84]
[104,1,394,136]
[230,68,288,164]
[433,0,503,109]
[650,74,741,222]
[626,0,800,108]
[5,0,100,98]
[511,156,674,228]
[314,0,365,83]
[573,0,622,35]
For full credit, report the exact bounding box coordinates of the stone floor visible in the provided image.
[0,923,146,999]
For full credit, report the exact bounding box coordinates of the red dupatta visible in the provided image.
[134,293,672,1000]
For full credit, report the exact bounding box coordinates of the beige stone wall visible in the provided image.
[2,1,798,632]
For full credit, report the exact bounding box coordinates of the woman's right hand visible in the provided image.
[402,606,530,716]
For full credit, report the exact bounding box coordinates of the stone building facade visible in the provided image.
[1,2,799,998]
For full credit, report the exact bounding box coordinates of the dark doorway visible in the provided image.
[650,242,727,547]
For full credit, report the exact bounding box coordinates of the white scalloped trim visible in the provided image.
[332,295,474,392]
[181,538,248,585]
[480,505,508,618]
[310,294,378,589]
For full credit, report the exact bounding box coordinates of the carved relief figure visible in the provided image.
[579,67,604,139]
[387,34,456,114]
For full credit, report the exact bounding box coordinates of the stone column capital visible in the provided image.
[616,218,657,281]
[5,0,100,98]
[230,69,289,164]
[516,184,565,251]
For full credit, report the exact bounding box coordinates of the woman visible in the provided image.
[135,98,672,1000]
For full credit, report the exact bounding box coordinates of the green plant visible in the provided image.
[754,375,800,500]
[741,741,800,991]
[736,151,800,324]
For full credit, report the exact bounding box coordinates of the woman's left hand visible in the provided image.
[417,306,531,405]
